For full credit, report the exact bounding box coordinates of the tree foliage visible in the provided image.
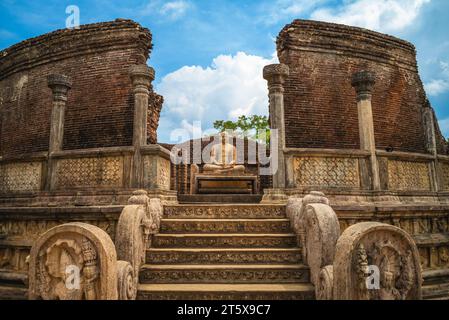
[213,115,270,142]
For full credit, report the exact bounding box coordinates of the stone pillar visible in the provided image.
[47,74,72,152]
[423,100,439,191]
[46,74,72,190]
[130,65,154,188]
[351,71,380,191]
[263,64,289,188]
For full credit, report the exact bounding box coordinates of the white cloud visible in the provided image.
[425,61,449,96]
[310,0,431,33]
[425,79,449,96]
[157,52,278,142]
[160,1,190,19]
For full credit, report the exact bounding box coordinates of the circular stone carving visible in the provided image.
[28,222,118,300]
[333,222,422,300]
[317,266,334,300]
[117,260,136,300]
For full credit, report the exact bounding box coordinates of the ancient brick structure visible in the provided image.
[277,19,447,154]
[0,19,448,301]
[0,19,162,156]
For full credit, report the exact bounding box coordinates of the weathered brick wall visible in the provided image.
[0,19,162,157]
[277,20,447,154]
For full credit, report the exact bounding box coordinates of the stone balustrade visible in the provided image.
[0,145,171,195]
[287,192,423,300]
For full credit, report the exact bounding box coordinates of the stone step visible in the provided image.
[0,284,27,300]
[139,264,310,284]
[137,283,315,300]
[163,204,285,219]
[146,248,302,264]
[423,282,449,300]
[160,219,291,234]
[152,233,298,248]
[178,194,263,204]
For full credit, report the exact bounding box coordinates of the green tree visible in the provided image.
[213,115,270,143]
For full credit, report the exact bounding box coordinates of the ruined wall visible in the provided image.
[277,20,446,154]
[0,19,161,157]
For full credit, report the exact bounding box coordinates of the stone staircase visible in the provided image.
[137,203,315,300]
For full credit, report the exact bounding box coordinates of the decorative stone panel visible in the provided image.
[143,155,171,190]
[293,157,359,188]
[55,156,123,189]
[0,161,42,193]
[388,160,431,191]
[439,162,449,191]
[0,220,117,243]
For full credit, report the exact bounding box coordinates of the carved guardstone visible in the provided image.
[332,222,422,300]
[28,223,118,300]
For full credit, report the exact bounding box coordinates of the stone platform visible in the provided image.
[194,174,257,194]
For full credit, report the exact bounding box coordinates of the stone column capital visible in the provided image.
[351,70,375,101]
[263,64,289,94]
[130,65,154,94]
[47,74,72,102]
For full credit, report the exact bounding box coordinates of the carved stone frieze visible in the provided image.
[0,247,29,273]
[153,235,297,248]
[163,205,285,219]
[418,245,449,270]
[146,250,302,264]
[159,219,291,233]
[137,291,314,300]
[0,220,116,242]
[139,268,308,284]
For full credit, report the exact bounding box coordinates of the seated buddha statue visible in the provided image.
[203,132,245,174]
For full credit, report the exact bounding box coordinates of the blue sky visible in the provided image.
[1,0,448,143]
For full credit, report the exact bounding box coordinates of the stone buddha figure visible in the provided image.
[203,132,245,174]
